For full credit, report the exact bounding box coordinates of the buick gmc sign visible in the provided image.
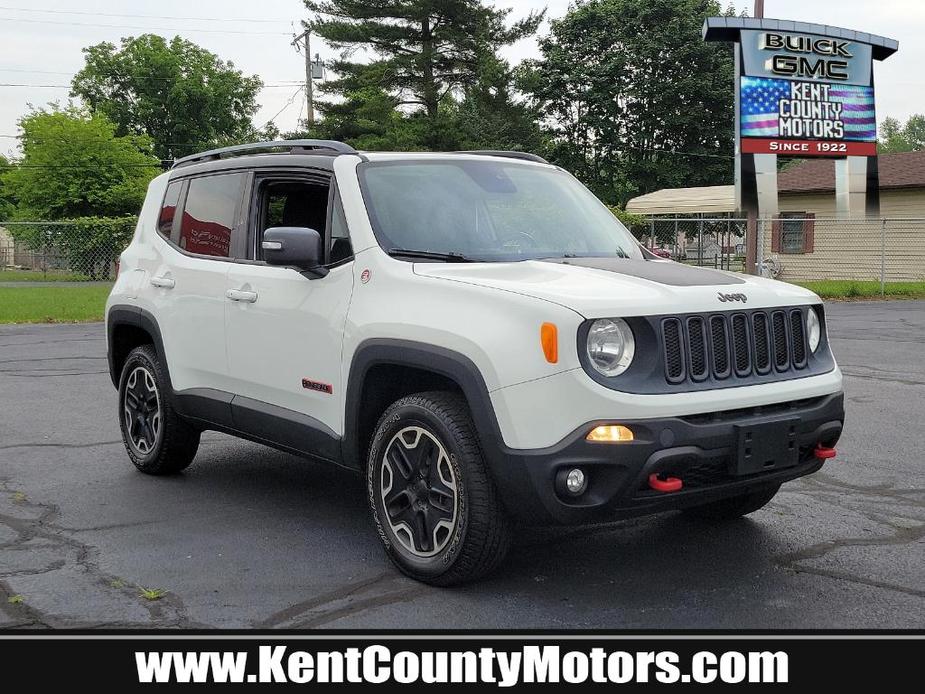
[739,29,876,157]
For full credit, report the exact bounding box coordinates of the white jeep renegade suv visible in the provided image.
[106,140,844,585]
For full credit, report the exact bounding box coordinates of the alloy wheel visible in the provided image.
[123,366,161,455]
[380,426,459,557]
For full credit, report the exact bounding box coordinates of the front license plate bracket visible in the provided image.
[732,417,800,476]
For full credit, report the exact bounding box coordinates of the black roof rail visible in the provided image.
[454,150,549,164]
[171,139,357,169]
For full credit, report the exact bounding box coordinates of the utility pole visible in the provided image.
[745,0,764,274]
[293,28,314,126]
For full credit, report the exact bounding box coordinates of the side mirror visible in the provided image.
[262,227,328,279]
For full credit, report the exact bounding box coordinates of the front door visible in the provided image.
[224,173,355,447]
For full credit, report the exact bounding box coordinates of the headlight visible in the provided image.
[587,318,635,376]
[807,308,821,352]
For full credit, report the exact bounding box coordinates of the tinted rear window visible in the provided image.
[179,173,245,258]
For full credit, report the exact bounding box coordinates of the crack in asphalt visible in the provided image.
[0,370,110,377]
[0,478,211,629]
[771,473,925,598]
[0,441,123,451]
[0,356,107,364]
[0,337,101,349]
[256,572,425,629]
[839,370,925,387]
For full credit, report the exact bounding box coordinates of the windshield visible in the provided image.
[358,160,643,262]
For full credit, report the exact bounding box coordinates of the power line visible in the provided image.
[0,146,736,166]
[0,15,292,35]
[0,5,293,23]
[0,68,74,75]
[266,86,306,124]
[0,163,164,169]
[0,136,249,151]
[0,68,303,82]
[0,82,305,89]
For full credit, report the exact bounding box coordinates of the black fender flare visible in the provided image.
[106,306,169,389]
[342,339,507,469]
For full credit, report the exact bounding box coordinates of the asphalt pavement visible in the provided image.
[0,301,923,629]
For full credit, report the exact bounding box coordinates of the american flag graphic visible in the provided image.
[740,76,876,142]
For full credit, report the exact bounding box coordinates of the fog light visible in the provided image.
[586,424,634,442]
[565,468,586,495]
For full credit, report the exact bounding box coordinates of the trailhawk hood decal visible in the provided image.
[412,258,818,317]
[542,257,744,286]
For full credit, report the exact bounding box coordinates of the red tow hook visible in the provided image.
[648,473,683,493]
[814,444,837,460]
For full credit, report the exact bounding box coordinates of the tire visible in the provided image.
[366,391,510,586]
[118,344,200,475]
[683,483,781,521]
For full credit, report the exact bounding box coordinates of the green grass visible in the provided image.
[139,587,168,601]
[792,280,925,299]
[0,284,112,323]
[0,268,91,282]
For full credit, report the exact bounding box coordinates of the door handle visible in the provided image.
[150,276,175,289]
[226,288,258,303]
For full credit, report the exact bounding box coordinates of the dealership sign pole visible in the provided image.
[704,18,897,224]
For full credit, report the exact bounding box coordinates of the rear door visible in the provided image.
[224,171,355,452]
[146,172,247,397]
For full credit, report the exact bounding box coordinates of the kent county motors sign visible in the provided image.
[739,30,876,157]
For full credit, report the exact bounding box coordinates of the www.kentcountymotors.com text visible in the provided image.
[135,645,788,684]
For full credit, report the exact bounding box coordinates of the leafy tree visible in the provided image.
[306,0,544,147]
[312,86,424,150]
[444,56,545,153]
[71,34,263,161]
[2,105,159,220]
[0,155,13,221]
[879,115,925,153]
[520,0,736,205]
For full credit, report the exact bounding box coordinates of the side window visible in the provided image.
[179,173,245,258]
[157,181,182,240]
[254,179,330,261]
[329,189,353,264]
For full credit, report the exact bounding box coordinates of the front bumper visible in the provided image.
[486,392,844,525]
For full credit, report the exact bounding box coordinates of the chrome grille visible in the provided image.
[660,308,810,385]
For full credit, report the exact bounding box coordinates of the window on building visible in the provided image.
[179,173,246,258]
[773,213,815,254]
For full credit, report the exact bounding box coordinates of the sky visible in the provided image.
[0,0,922,159]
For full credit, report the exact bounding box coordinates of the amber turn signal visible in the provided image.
[540,322,558,364]
[586,425,634,442]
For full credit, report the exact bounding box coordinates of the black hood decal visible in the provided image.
[542,257,745,286]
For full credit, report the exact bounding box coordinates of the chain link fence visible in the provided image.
[0,219,136,281]
[640,217,747,272]
[640,216,925,285]
[756,217,925,283]
[2,216,924,286]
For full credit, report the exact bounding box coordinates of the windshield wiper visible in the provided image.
[387,248,477,263]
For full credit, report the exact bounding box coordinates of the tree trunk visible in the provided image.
[421,17,438,118]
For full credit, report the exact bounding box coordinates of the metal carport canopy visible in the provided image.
[624,185,736,215]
